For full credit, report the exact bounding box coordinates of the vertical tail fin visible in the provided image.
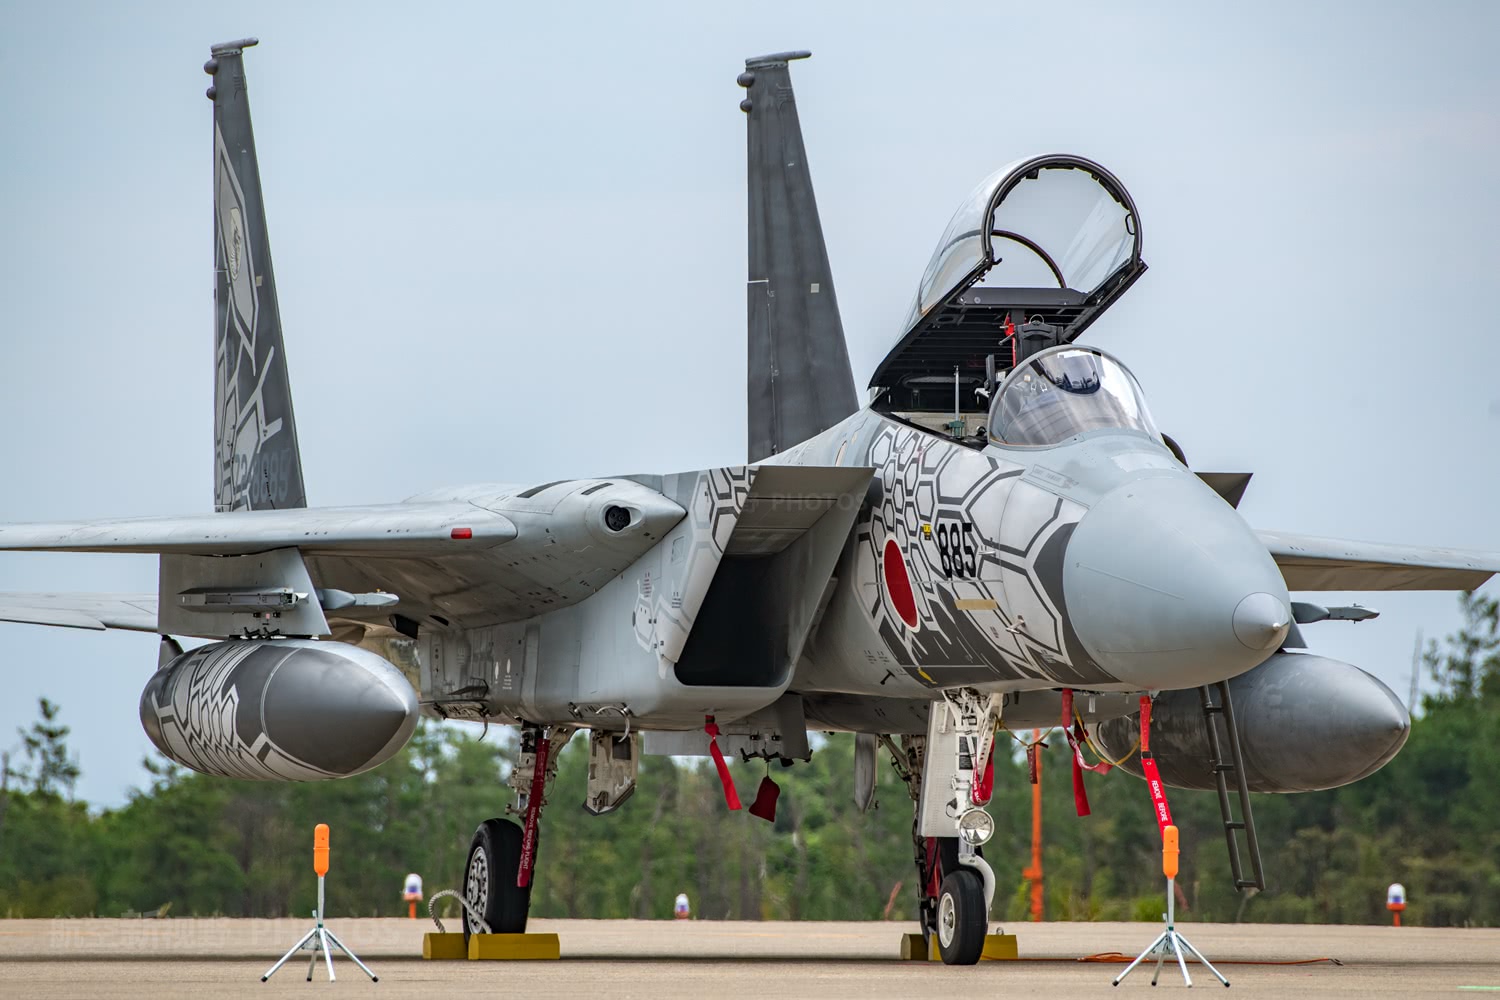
[740,52,857,462]
[204,39,307,512]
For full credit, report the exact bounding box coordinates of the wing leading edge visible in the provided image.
[0,478,688,637]
[1258,530,1500,591]
[0,503,517,557]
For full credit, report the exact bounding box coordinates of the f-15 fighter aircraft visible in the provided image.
[2,41,1497,964]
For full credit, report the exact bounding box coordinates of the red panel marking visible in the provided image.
[450,527,473,539]
[882,538,919,630]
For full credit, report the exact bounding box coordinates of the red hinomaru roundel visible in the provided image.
[882,538,919,630]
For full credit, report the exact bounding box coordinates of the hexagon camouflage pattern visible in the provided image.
[855,422,1111,689]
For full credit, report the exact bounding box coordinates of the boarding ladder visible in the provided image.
[1198,681,1266,891]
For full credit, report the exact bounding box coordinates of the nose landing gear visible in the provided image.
[884,689,1001,965]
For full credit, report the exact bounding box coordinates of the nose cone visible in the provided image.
[1234,592,1291,651]
[1064,475,1290,688]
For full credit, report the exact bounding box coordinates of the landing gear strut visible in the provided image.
[462,724,573,942]
[884,689,1001,966]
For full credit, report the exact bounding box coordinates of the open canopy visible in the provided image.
[871,154,1146,411]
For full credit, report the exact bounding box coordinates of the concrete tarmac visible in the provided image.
[0,918,1496,998]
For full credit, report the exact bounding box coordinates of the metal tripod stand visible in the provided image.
[261,871,377,983]
[1112,875,1228,988]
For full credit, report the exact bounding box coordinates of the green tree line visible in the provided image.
[1,593,1495,926]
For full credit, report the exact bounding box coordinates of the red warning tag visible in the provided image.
[1141,756,1174,833]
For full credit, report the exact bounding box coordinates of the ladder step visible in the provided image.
[1212,764,1236,773]
[1225,821,1245,830]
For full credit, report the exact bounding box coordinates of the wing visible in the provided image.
[0,479,685,636]
[0,593,159,632]
[1258,530,1500,591]
[0,502,516,555]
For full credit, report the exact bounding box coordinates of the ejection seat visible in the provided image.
[870,155,1147,433]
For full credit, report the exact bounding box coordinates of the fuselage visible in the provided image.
[771,379,1290,699]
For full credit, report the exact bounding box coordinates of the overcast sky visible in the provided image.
[1,2,1496,807]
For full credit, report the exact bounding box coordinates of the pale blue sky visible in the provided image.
[1,2,1497,806]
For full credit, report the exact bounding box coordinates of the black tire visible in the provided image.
[936,868,987,966]
[462,818,534,941]
[921,836,985,945]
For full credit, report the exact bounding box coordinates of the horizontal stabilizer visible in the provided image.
[0,503,516,557]
[0,593,158,632]
[1258,530,1500,591]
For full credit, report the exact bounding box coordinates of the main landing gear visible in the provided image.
[884,689,1001,966]
[462,724,573,942]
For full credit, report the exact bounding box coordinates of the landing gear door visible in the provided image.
[918,700,967,838]
[870,155,1147,412]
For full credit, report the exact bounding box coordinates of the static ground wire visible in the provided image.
[997,719,1142,769]
[1074,708,1141,768]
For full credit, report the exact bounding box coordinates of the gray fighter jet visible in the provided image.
[1,42,1496,964]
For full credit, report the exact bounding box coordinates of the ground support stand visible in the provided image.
[1112,876,1228,988]
[261,873,377,982]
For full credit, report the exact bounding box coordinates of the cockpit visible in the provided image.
[868,154,1150,444]
[988,346,1159,447]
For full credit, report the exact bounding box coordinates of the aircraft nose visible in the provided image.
[1063,474,1290,689]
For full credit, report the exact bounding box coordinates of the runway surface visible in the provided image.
[1,918,1496,998]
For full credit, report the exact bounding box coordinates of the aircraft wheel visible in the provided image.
[935,868,987,966]
[463,818,534,941]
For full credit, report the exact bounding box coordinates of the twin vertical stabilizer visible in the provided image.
[741,52,858,462]
[204,39,307,512]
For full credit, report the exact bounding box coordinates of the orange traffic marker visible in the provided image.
[262,824,376,983]
[1114,823,1229,988]
[313,822,330,876]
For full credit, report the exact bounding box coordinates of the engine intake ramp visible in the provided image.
[672,465,871,690]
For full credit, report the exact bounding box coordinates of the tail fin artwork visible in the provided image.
[740,52,858,463]
[204,39,307,512]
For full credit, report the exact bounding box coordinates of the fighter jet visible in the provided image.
[1,42,1496,964]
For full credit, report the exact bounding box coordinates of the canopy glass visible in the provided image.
[871,155,1146,410]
